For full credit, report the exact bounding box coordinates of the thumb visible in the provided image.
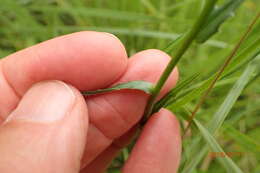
[0,81,88,173]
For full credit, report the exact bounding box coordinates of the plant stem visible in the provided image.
[183,12,260,136]
[141,0,218,124]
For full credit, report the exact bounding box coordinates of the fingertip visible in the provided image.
[122,108,182,173]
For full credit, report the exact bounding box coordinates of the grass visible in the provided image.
[0,0,259,172]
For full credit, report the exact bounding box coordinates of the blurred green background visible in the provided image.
[0,0,259,173]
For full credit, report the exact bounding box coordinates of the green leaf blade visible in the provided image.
[82,81,154,96]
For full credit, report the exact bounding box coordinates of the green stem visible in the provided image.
[141,0,218,123]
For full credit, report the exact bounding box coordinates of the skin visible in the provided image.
[0,31,181,173]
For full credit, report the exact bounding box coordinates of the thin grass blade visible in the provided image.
[181,56,260,173]
[153,73,200,112]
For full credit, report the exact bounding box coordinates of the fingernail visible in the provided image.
[6,81,75,123]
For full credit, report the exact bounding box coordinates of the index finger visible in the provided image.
[0,31,127,119]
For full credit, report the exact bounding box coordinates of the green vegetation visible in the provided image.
[0,0,259,172]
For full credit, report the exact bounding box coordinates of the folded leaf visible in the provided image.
[82,80,154,96]
[196,0,244,43]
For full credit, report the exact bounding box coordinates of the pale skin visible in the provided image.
[0,31,181,173]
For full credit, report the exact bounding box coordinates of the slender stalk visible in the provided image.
[141,0,218,124]
[183,12,260,136]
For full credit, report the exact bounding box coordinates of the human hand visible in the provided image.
[0,32,181,173]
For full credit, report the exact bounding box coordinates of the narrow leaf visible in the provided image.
[82,81,154,96]
[153,73,200,112]
[208,56,260,134]
[194,119,244,173]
